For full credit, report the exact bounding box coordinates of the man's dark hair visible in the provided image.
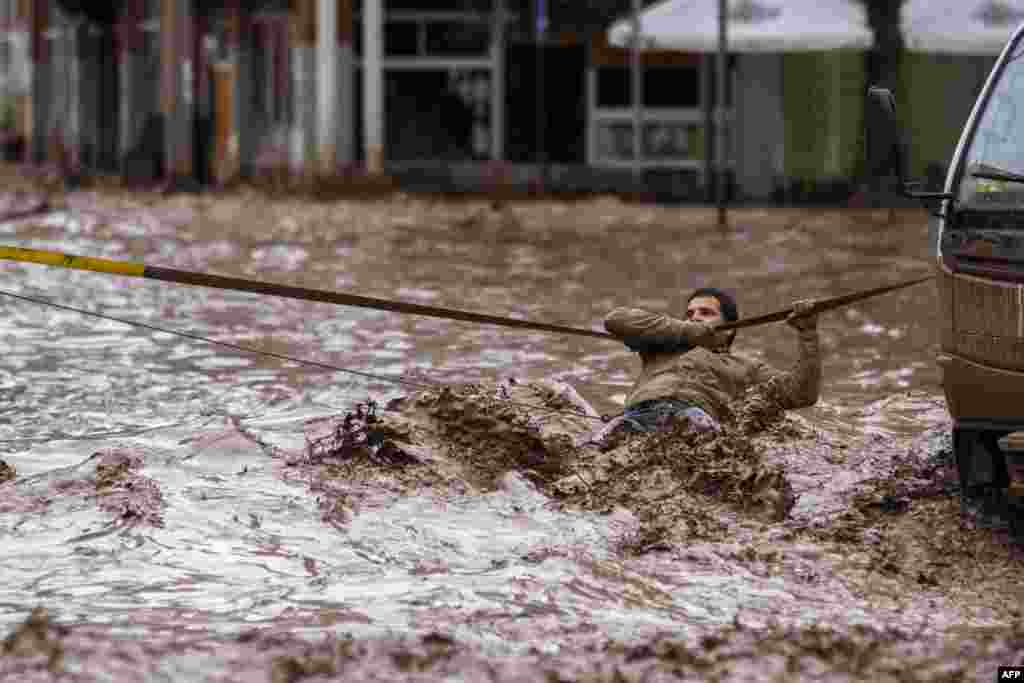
[687,287,739,322]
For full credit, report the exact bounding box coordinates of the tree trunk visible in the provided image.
[859,0,907,190]
[862,0,905,91]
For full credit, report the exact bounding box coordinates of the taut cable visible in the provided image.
[0,286,613,423]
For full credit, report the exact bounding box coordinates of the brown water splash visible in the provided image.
[296,380,594,496]
[9,614,1009,682]
[588,618,1015,682]
[291,380,798,554]
[269,632,459,683]
[287,400,466,528]
[550,382,802,551]
[0,607,1021,682]
[0,608,67,676]
[281,381,591,533]
[92,449,165,527]
[0,459,14,484]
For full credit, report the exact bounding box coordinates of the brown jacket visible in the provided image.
[604,308,821,421]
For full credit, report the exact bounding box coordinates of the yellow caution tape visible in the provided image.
[0,246,146,278]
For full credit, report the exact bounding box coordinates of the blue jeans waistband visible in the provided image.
[622,398,715,433]
[626,398,696,414]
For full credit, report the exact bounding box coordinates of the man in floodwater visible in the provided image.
[597,288,821,436]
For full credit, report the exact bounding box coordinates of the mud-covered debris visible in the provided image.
[0,614,1021,682]
[593,620,970,681]
[267,632,457,683]
[0,607,67,674]
[399,380,595,488]
[307,380,799,549]
[390,632,457,672]
[317,489,355,527]
[0,459,14,484]
[813,440,963,548]
[796,430,1024,603]
[292,382,599,528]
[450,201,522,233]
[270,648,341,683]
[615,495,729,553]
[95,450,140,490]
[92,449,165,526]
[562,415,797,550]
[306,400,419,468]
[311,380,798,550]
[296,400,463,526]
[253,619,1024,682]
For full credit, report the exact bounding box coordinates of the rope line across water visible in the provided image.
[0,287,614,423]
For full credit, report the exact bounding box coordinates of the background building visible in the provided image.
[0,0,1012,200]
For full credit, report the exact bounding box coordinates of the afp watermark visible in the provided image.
[999,667,1024,680]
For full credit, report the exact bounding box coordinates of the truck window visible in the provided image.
[959,40,1024,209]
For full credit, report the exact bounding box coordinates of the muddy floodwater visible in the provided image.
[1,177,1023,681]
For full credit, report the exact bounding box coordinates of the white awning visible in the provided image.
[903,0,1024,54]
[607,0,873,53]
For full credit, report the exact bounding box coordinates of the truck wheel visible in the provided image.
[955,427,1011,527]
[1009,500,1024,540]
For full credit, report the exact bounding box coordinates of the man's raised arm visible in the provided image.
[752,300,822,409]
[604,307,717,352]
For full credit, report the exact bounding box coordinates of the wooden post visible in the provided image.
[212,62,233,183]
[490,0,505,162]
[117,0,137,167]
[363,0,383,174]
[181,0,195,181]
[66,15,82,172]
[585,42,598,167]
[29,0,47,162]
[160,0,175,176]
[274,16,289,186]
[316,0,337,175]
[290,0,316,183]
[160,0,173,118]
[338,0,354,166]
[716,0,728,226]
[220,0,245,183]
[631,0,643,189]
[702,55,712,201]
[13,0,32,160]
[161,0,193,181]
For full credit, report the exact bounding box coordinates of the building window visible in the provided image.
[384,21,418,55]
[597,66,699,108]
[424,20,489,56]
[385,68,491,161]
[355,11,493,58]
[596,121,699,162]
[590,61,708,168]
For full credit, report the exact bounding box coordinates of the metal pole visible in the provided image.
[716,0,728,227]
[363,0,383,174]
[491,0,505,161]
[317,0,338,175]
[338,0,355,166]
[702,55,711,201]
[67,18,78,170]
[119,16,133,170]
[631,0,643,193]
[535,0,546,191]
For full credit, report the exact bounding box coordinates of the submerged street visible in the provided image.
[0,180,1021,681]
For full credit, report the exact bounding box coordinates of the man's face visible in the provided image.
[685,296,724,325]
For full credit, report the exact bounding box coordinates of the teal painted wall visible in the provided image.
[781,49,865,182]
[899,53,995,182]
